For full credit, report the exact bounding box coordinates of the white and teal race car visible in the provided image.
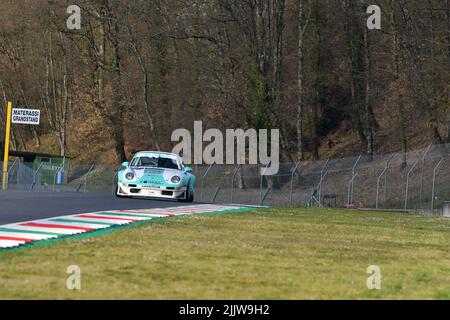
[116,151,195,202]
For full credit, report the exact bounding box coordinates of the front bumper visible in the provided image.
[117,182,187,199]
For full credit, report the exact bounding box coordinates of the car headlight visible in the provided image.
[125,172,135,180]
[171,176,181,184]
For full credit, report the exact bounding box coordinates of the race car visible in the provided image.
[116,151,195,202]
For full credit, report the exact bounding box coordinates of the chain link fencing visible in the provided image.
[1,144,450,212]
[193,144,450,211]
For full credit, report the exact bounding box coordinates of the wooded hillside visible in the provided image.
[0,0,448,164]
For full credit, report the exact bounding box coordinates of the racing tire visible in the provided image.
[179,183,194,203]
[115,183,128,198]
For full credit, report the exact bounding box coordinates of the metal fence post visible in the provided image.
[320,159,329,180]
[375,153,396,209]
[314,171,328,207]
[6,160,17,191]
[260,187,272,206]
[405,161,419,210]
[211,186,221,204]
[260,161,271,203]
[200,164,213,202]
[347,173,358,206]
[318,172,327,206]
[350,155,362,205]
[31,163,44,190]
[419,144,432,208]
[317,159,329,205]
[289,162,301,206]
[230,165,241,203]
[84,164,95,193]
[384,153,400,202]
[431,158,446,210]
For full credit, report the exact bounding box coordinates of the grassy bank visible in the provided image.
[1,208,450,299]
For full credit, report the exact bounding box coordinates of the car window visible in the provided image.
[142,157,159,167]
[131,156,180,169]
[158,157,179,170]
[131,157,158,167]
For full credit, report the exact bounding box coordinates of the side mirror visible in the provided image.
[185,167,193,173]
[121,162,129,167]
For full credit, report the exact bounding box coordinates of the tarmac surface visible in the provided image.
[0,191,191,224]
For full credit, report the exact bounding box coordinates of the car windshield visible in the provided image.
[131,156,180,170]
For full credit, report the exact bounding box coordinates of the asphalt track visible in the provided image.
[0,191,191,225]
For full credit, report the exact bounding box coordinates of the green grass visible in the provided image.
[1,207,450,299]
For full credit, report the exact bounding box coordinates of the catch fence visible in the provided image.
[2,144,450,211]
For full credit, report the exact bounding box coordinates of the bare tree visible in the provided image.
[125,4,161,151]
[389,0,408,167]
[297,0,311,160]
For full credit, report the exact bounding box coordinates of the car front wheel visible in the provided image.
[180,184,194,203]
[115,184,127,198]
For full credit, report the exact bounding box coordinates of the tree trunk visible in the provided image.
[128,25,161,151]
[364,21,375,157]
[389,2,408,167]
[344,0,371,154]
[312,0,321,161]
[297,0,308,161]
[106,0,127,162]
[446,0,450,143]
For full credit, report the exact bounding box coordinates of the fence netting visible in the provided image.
[1,144,450,211]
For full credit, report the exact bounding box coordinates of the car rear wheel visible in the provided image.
[187,186,194,202]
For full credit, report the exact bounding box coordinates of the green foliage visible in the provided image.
[247,59,275,130]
